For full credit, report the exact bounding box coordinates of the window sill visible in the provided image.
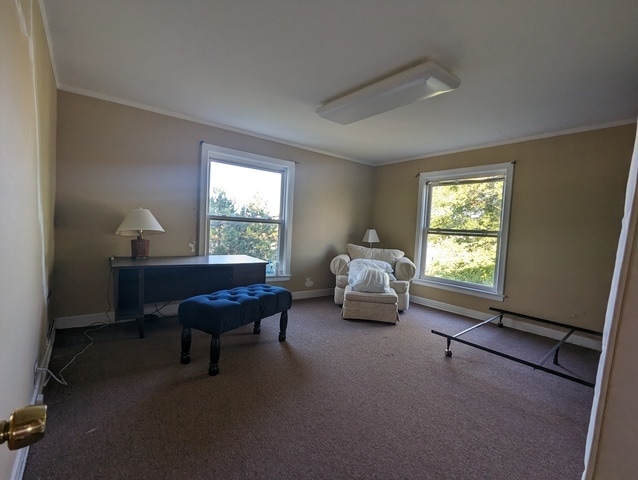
[266,275,291,283]
[413,278,505,301]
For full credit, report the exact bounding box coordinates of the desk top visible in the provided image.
[110,255,267,269]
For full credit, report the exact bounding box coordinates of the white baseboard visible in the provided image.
[54,291,600,350]
[291,288,333,300]
[411,295,602,351]
[54,290,333,330]
[54,311,115,329]
[31,329,56,404]
[11,446,29,480]
[13,327,57,480]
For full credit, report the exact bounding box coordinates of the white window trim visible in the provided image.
[413,162,514,301]
[199,143,295,280]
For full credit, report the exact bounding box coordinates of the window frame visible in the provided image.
[199,143,295,280]
[414,162,514,300]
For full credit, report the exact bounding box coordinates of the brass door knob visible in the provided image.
[0,405,47,450]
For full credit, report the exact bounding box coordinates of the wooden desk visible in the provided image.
[110,255,267,337]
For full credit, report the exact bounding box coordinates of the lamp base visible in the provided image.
[131,236,150,259]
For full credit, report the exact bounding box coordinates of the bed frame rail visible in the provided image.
[431,308,601,388]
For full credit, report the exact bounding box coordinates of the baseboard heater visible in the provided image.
[431,307,602,388]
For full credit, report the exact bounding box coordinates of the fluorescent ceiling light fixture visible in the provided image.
[316,60,460,125]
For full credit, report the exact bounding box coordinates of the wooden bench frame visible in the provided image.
[178,285,291,376]
[180,311,288,376]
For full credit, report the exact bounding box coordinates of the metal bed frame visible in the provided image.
[431,307,602,387]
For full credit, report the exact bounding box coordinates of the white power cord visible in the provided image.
[39,322,108,386]
[38,262,115,387]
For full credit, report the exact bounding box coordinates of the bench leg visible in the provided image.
[279,310,288,342]
[180,327,191,364]
[209,336,221,376]
[253,319,261,334]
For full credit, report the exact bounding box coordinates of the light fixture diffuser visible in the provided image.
[316,60,460,125]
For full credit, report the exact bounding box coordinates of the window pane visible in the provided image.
[430,179,504,232]
[209,162,281,219]
[425,233,497,286]
[201,144,295,278]
[416,163,513,298]
[208,220,279,265]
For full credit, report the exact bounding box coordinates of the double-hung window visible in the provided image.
[199,143,295,279]
[414,162,514,299]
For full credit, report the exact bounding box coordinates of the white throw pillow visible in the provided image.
[348,259,393,285]
[349,258,394,273]
[350,268,391,293]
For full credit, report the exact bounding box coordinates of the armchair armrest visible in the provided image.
[330,254,351,276]
[394,257,417,281]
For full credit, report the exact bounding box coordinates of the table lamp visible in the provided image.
[362,229,380,248]
[115,207,165,259]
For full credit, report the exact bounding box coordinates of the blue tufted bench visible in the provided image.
[178,284,292,376]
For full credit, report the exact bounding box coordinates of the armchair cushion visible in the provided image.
[330,254,351,276]
[346,243,405,267]
[395,257,417,281]
[335,274,349,289]
[330,244,417,283]
[330,244,417,312]
[390,280,410,295]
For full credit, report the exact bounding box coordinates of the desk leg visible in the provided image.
[136,317,145,338]
[137,269,145,338]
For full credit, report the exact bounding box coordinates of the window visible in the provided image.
[414,163,514,299]
[199,143,295,279]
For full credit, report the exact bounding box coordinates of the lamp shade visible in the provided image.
[362,229,380,244]
[115,208,165,236]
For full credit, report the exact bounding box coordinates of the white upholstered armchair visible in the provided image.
[329,243,417,312]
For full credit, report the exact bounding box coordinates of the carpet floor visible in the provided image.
[24,297,599,480]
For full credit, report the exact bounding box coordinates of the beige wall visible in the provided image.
[0,0,56,476]
[583,123,638,479]
[373,125,635,332]
[54,90,635,332]
[3,4,636,476]
[53,92,374,318]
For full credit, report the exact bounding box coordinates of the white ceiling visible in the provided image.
[42,0,638,166]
